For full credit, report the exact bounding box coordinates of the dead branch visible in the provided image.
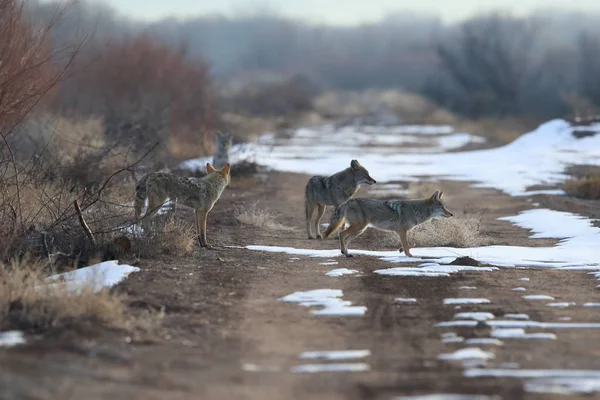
[73,199,96,246]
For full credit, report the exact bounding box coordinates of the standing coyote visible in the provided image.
[323,191,453,257]
[213,132,233,169]
[134,163,231,248]
[305,159,376,239]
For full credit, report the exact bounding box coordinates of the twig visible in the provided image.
[74,199,96,246]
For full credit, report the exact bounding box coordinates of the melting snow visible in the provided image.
[511,287,526,291]
[464,338,504,346]
[45,260,140,293]
[291,363,370,373]
[325,268,358,277]
[0,331,25,347]
[547,302,576,308]
[491,328,556,340]
[395,298,418,303]
[525,377,600,395]
[394,395,500,400]
[438,348,495,362]
[459,286,477,290]
[523,295,555,300]
[279,289,366,316]
[504,313,530,320]
[584,303,600,307]
[454,312,495,321]
[444,298,491,305]
[298,350,370,360]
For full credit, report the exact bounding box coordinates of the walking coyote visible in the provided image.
[324,191,453,257]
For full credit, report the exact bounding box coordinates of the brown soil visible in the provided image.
[2,171,600,400]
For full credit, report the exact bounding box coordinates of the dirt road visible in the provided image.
[2,171,600,400]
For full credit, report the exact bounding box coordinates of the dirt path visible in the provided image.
[2,171,600,400]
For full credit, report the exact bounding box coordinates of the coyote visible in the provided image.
[323,191,453,257]
[305,159,376,239]
[134,163,231,248]
[213,132,233,169]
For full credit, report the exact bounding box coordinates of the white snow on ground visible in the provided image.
[441,332,464,343]
[584,303,600,307]
[45,260,140,293]
[298,350,371,360]
[490,329,557,340]
[436,320,600,329]
[466,368,600,394]
[504,313,530,320]
[454,312,495,321]
[464,338,504,346]
[519,277,530,281]
[325,268,358,277]
[291,363,371,373]
[459,286,477,290]
[183,120,600,197]
[375,264,497,277]
[523,295,555,300]
[394,395,500,400]
[443,298,491,305]
[395,298,418,303]
[438,348,495,363]
[511,287,526,291]
[525,377,600,395]
[279,289,366,316]
[0,331,25,347]
[547,302,576,308]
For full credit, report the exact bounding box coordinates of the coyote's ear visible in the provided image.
[206,163,216,174]
[430,191,440,202]
[350,159,361,170]
[439,191,444,200]
[220,163,231,176]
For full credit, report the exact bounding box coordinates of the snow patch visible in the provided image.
[444,298,491,305]
[325,268,358,277]
[279,289,366,316]
[0,331,25,347]
[291,363,370,373]
[298,350,370,360]
[45,260,140,293]
[454,312,495,321]
[395,298,418,303]
[523,295,555,300]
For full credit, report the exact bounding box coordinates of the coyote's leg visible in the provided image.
[315,204,326,239]
[339,223,367,257]
[398,229,413,258]
[196,209,213,249]
[305,201,317,239]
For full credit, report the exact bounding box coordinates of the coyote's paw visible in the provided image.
[316,234,323,239]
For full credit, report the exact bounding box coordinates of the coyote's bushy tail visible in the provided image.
[134,173,151,220]
[323,203,347,238]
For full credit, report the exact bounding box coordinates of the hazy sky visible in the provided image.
[92,0,600,24]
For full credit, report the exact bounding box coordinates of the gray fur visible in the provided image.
[324,191,453,257]
[304,159,376,239]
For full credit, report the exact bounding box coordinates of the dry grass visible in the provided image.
[0,258,127,332]
[235,202,296,232]
[134,215,197,257]
[564,176,600,200]
[410,216,492,248]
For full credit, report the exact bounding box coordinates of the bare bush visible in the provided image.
[564,176,600,199]
[57,34,213,164]
[434,14,538,117]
